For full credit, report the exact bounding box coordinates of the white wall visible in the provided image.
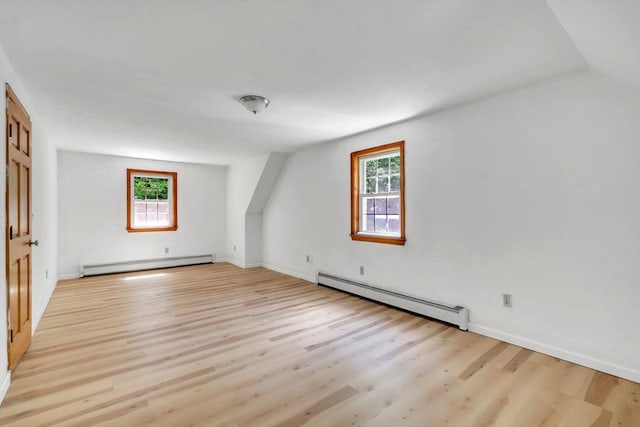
[226,152,288,268]
[263,70,640,381]
[57,151,226,278]
[0,44,59,400]
[245,213,263,268]
[227,154,269,267]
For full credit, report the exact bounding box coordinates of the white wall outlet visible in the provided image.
[164,247,169,254]
[306,255,313,263]
[503,293,512,307]
[233,244,236,252]
[45,269,48,280]
[360,266,365,275]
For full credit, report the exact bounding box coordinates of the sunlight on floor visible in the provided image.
[121,272,168,281]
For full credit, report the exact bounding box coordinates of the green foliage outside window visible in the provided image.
[364,154,400,194]
[390,155,400,173]
[133,177,169,200]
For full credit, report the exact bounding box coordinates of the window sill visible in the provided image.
[350,233,406,246]
[127,226,178,233]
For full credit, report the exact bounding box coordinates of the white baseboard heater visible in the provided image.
[317,272,469,330]
[81,254,214,277]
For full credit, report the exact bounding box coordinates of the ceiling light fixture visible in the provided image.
[239,95,270,115]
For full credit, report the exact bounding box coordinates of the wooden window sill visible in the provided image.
[350,234,406,245]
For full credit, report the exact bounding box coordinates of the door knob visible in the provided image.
[28,240,39,247]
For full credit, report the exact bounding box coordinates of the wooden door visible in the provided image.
[5,84,33,370]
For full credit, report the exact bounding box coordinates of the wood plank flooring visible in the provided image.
[0,263,638,426]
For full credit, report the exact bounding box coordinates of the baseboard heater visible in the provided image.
[317,272,469,330]
[81,254,214,277]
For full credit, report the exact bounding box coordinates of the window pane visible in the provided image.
[134,177,148,200]
[378,176,389,193]
[157,202,170,225]
[377,157,389,175]
[366,197,375,213]
[134,201,146,213]
[157,202,170,214]
[390,175,400,192]
[375,198,387,214]
[134,213,146,225]
[133,176,169,200]
[390,155,400,174]
[157,179,169,200]
[146,202,158,224]
[387,196,400,214]
[388,216,400,234]
[366,178,376,194]
[366,160,377,177]
[365,214,375,232]
[133,200,174,227]
[375,216,387,233]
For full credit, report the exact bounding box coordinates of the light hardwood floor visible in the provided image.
[0,263,638,426]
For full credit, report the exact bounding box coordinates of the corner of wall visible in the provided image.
[262,263,317,284]
[0,371,11,406]
[227,152,289,269]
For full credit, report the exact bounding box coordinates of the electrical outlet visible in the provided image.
[360,266,365,275]
[45,269,48,280]
[164,247,169,254]
[306,255,313,263]
[233,244,236,252]
[503,293,512,308]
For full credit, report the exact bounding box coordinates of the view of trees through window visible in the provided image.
[362,152,401,234]
[127,169,177,232]
[133,176,169,200]
[365,154,401,194]
[132,176,171,227]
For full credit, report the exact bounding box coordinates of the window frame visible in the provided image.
[350,140,406,245]
[126,168,178,233]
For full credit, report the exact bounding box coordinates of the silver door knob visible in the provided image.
[28,240,39,246]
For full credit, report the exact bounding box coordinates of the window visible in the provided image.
[126,169,177,232]
[350,141,405,245]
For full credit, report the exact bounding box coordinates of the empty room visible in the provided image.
[0,0,639,426]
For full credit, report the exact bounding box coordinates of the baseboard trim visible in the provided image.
[469,323,640,383]
[59,257,228,281]
[58,273,82,280]
[82,254,213,277]
[0,372,11,406]
[262,263,316,283]
[226,259,246,268]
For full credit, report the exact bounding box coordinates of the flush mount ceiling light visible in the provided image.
[239,95,270,115]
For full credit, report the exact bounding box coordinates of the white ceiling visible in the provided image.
[0,1,635,165]
[547,0,640,92]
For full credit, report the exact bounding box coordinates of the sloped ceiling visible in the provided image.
[547,0,640,91]
[0,1,634,165]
